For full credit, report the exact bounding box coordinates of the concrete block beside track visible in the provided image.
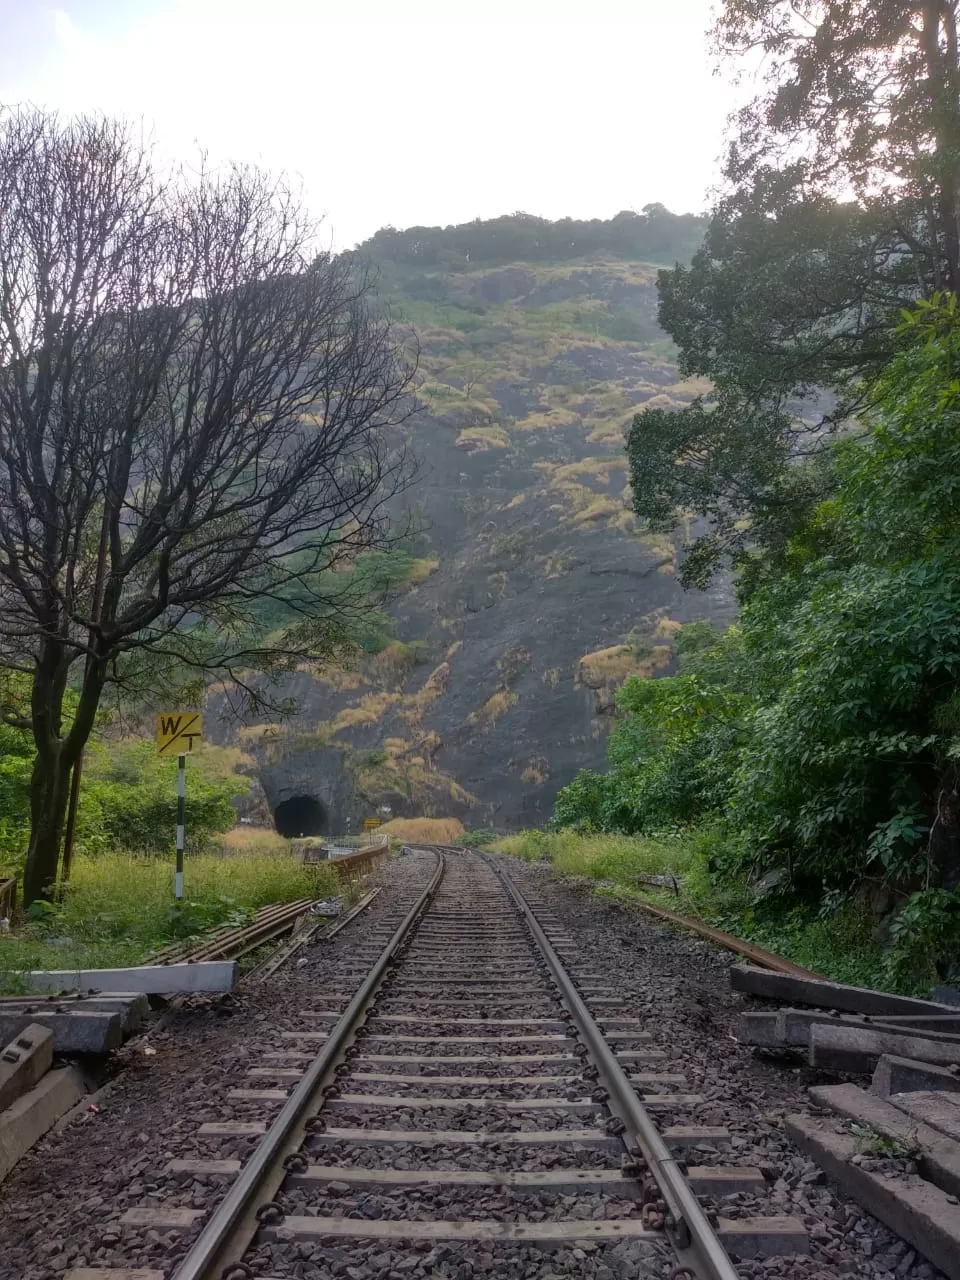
[0,1010,122,1054]
[873,1053,960,1097]
[787,1109,960,1280]
[735,1012,782,1046]
[0,1066,84,1181]
[731,964,958,1017]
[66,1271,165,1279]
[18,960,235,995]
[888,1091,960,1141]
[808,1083,960,1199]
[811,1023,960,1074]
[0,993,149,1035]
[717,1216,809,1257]
[0,1023,52,1111]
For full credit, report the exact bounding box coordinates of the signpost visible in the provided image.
[156,713,203,900]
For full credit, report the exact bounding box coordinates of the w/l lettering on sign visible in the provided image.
[156,713,202,899]
[157,712,203,756]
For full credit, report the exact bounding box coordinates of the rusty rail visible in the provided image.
[627,898,825,978]
[150,899,320,966]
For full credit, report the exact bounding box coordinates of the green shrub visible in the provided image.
[888,889,960,991]
[459,828,498,847]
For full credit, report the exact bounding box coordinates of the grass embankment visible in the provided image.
[378,817,465,843]
[496,829,890,991]
[0,845,338,987]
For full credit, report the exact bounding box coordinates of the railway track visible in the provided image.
[120,845,807,1280]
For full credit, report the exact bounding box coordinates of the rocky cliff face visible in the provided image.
[225,248,735,834]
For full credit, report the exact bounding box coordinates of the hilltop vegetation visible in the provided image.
[359,206,707,271]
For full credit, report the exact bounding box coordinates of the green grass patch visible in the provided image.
[495,828,890,990]
[0,848,338,987]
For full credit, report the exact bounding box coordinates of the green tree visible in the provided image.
[628,2,960,581]
[0,109,412,904]
[554,627,746,833]
[574,299,960,896]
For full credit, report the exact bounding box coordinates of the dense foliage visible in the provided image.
[0,720,244,874]
[358,208,707,271]
[561,299,960,986]
[627,2,960,584]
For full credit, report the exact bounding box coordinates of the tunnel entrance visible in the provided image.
[273,795,328,838]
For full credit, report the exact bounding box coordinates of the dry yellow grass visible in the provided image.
[468,688,519,724]
[577,643,672,689]
[550,457,627,487]
[217,826,290,855]
[635,533,677,560]
[331,692,400,734]
[640,392,683,410]
[378,817,466,843]
[407,557,440,583]
[399,663,450,724]
[665,375,713,399]
[235,723,282,744]
[514,408,579,432]
[586,418,630,444]
[652,616,684,639]
[572,497,621,525]
[303,665,364,690]
[456,426,511,453]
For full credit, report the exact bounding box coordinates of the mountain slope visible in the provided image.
[224,214,735,833]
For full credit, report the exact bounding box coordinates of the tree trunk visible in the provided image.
[929,759,960,891]
[22,748,71,905]
[21,635,107,908]
[922,2,960,293]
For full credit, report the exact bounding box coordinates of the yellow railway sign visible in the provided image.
[363,817,382,831]
[156,712,203,756]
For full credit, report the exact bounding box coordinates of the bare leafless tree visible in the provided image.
[0,108,415,904]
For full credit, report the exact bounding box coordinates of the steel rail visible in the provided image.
[486,853,740,1280]
[172,849,446,1280]
[245,888,382,986]
[626,899,823,978]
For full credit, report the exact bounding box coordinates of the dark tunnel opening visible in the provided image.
[273,794,328,838]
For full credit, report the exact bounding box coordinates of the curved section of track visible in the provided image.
[170,847,806,1280]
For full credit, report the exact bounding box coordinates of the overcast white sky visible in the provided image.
[0,0,733,249]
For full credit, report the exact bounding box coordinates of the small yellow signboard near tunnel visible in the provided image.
[156,712,203,756]
[363,817,382,831]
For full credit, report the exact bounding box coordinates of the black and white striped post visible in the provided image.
[175,752,186,900]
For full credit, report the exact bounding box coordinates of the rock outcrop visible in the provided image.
[219,244,735,831]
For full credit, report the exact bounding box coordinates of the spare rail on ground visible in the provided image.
[245,888,382,985]
[629,900,823,978]
[149,899,320,967]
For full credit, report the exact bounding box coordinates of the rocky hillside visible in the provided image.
[226,213,736,835]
